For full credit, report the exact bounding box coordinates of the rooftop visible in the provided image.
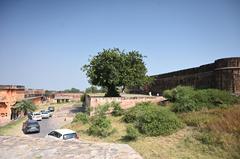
[0,85,25,90]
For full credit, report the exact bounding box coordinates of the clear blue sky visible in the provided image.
[0,0,239,91]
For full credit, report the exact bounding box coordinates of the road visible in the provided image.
[27,102,83,138]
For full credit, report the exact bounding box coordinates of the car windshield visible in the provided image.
[29,123,39,127]
[42,112,48,114]
[63,133,77,140]
[28,122,39,127]
[34,113,41,115]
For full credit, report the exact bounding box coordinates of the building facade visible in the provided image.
[0,85,25,125]
[54,92,83,103]
[135,57,240,95]
[0,86,46,125]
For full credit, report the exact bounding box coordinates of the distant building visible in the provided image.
[54,92,83,103]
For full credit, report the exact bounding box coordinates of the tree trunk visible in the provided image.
[105,85,120,97]
[122,85,125,93]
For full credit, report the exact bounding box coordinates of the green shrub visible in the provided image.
[163,89,174,101]
[111,102,124,116]
[72,112,89,124]
[123,102,183,136]
[168,86,239,113]
[122,102,152,123]
[125,125,140,141]
[87,116,113,137]
[95,103,110,116]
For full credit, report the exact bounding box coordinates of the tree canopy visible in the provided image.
[63,88,80,93]
[85,86,107,93]
[15,100,36,115]
[82,48,150,97]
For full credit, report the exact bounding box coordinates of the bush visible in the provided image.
[167,86,239,113]
[122,102,152,123]
[72,112,89,124]
[125,125,140,141]
[123,102,183,136]
[163,89,175,102]
[111,102,124,116]
[95,103,110,116]
[87,116,113,137]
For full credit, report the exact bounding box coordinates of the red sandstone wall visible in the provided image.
[55,93,83,101]
[86,95,165,116]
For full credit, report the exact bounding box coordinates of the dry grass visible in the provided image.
[65,115,228,159]
[205,106,240,135]
[179,105,240,159]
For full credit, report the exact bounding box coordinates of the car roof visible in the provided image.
[53,129,76,134]
[27,120,38,123]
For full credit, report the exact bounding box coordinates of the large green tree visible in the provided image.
[82,48,150,97]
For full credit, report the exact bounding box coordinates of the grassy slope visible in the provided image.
[65,109,238,159]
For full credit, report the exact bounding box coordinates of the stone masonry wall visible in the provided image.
[86,95,165,116]
[139,57,240,95]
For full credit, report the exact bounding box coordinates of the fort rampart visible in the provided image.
[140,57,240,95]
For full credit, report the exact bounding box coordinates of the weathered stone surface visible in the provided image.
[0,136,142,159]
[133,57,240,95]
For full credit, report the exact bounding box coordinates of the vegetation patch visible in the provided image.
[87,115,114,137]
[111,102,124,116]
[72,112,89,124]
[123,102,184,136]
[163,86,239,112]
[178,105,240,159]
[124,124,140,141]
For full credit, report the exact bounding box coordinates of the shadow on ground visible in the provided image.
[69,103,86,114]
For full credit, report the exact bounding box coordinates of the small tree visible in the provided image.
[125,125,140,141]
[111,102,124,116]
[82,48,150,97]
[15,100,36,115]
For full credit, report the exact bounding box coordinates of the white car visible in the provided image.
[46,110,53,117]
[41,110,50,119]
[32,112,42,121]
[45,129,78,140]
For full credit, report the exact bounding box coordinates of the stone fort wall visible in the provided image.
[137,57,240,95]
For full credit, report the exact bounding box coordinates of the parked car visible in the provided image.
[32,112,42,121]
[45,129,78,140]
[41,110,50,119]
[46,110,53,117]
[48,106,55,112]
[22,120,40,134]
[27,112,33,119]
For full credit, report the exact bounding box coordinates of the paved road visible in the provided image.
[27,103,83,138]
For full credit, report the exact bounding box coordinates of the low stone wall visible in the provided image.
[85,95,165,116]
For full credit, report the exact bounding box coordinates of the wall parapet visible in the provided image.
[85,95,166,116]
[135,57,240,95]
